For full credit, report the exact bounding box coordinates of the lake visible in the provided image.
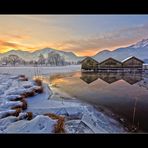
[48,71,148,132]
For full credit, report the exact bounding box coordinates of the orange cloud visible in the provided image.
[0,34,35,53]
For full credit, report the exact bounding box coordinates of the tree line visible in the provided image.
[0,52,80,66]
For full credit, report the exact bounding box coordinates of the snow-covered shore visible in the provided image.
[0,65,81,78]
[0,73,127,133]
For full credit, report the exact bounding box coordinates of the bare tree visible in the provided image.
[38,54,45,65]
[8,54,20,66]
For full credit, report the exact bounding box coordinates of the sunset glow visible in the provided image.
[0,15,148,56]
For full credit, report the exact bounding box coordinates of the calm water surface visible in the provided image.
[48,71,148,132]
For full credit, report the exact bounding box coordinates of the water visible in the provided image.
[49,71,148,132]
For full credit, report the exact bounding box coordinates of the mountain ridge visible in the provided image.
[93,38,148,62]
[0,38,148,62]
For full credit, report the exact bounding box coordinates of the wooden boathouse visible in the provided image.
[80,57,99,72]
[122,56,144,69]
[99,57,122,70]
[80,56,144,72]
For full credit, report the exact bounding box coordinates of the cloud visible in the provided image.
[7,34,30,40]
[55,24,148,56]
[0,41,19,48]
[0,33,30,40]
[0,23,148,56]
[0,37,36,53]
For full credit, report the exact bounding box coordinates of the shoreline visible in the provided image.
[50,82,130,132]
[0,68,128,133]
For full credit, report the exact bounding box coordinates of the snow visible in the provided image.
[4,95,22,101]
[0,116,18,132]
[3,115,57,133]
[138,76,148,89]
[0,65,81,78]
[121,56,135,63]
[0,48,82,62]
[6,88,28,95]
[0,72,127,133]
[131,39,148,48]
[0,110,16,119]
[0,101,22,109]
[25,84,126,133]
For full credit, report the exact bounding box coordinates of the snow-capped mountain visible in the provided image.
[130,39,148,49]
[0,48,83,62]
[93,38,148,62]
[0,50,32,61]
[32,48,82,62]
[0,38,148,63]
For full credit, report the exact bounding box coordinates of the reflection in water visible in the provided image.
[80,72,98,84]
[44,71,148,132]
[80,72,144,131]
[80,72,143,85]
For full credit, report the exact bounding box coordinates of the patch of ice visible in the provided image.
[65,120,94,133]
[80,107,126,133]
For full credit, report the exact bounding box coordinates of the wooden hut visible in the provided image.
[122,56,144,69]
[99,57,122,69]
[80,57,99,71]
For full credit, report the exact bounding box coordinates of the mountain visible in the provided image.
[32,48,83,62]
[0,50,32,61]
[0,48,84,62]
[93,38,148,62]
[1,38,148,63]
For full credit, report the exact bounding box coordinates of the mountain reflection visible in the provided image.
[80,72,143,85]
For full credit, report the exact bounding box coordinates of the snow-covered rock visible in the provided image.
[0,110,16,119]
[6,87,28,96]
[17,113,28,120]
[3,115,57,133]
[0,101,22,109]
[0,116,18,132]
[4,95,22,101]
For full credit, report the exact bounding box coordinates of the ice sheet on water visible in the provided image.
[65,120,94,133]
[80,107,125,133]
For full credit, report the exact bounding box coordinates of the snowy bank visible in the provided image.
[26,83,127,133]
[3,115,57,133]
[0,73,127,133]
[0,65,81,78]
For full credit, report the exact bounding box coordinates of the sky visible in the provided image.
[0,15,148,56]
